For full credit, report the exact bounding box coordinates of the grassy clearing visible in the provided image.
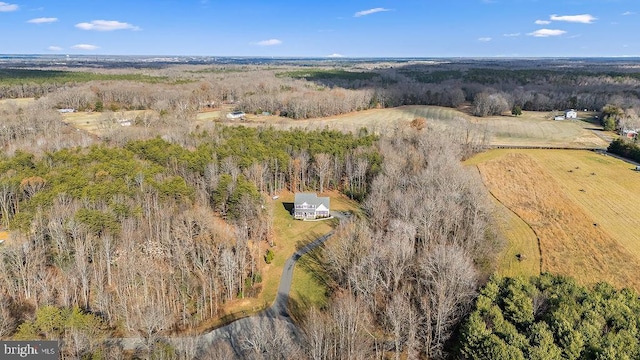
[241,105,465,134]
[61,110,154,134]
[473,149,640,291]
[289,193,359,310]
[471,111,608,148]
[215,191,356,323]
[276,69,379,81]
[0,69,171,86]
[0,98,36,110]
[491,198,541,278]
[239,106,608,148]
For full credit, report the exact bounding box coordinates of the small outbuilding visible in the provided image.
[623,130,638,139]
[226,111,246,120]
[554,115,566,121]
[565,109,578,119]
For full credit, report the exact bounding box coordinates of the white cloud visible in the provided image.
[354,8,391,17]
[27,17,58,24]
[0,2,18,12]
[47,46,62,51]
[535,20,551,25]
[550,14,597,24]
[528,29,566,37]
[253,39,282,46]
[71,44,99,50]
[327,53,344,58]
[622,11,635,16]
[478,37,492,42]
[503,33,521,37]
[75,20,140,31]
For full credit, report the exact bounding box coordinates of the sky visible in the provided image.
[0,0,638,57]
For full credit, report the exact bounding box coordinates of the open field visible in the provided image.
[0,69,173,86]
[242,106,610,149]
[472,110,609,148]
[61,110,155,133]
[0,97,35,111]
[470,149,640,290]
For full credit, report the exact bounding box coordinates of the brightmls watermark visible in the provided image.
[1,341,58,359]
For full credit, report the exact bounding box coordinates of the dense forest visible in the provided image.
[460,274,640,360]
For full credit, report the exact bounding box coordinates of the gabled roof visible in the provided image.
[294,193,329,209]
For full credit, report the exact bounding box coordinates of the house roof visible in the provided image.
[294,192,330,209]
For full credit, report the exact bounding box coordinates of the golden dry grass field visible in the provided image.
[244,106,609,148]
[0,97,35,112]
[469,149,640,290]
[473,110,608,148]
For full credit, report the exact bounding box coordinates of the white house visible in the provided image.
[293,193,330,220]
[565,109,578,119]
[226,111,246,120]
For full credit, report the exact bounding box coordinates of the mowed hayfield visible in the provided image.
[471,110,609,148]
[468,149,640,290]
[244,105,467,134]
[244,106,609,149]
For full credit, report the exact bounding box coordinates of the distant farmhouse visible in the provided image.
[293,193,330,220]
[623,129,638,139]
[565,109,578,119]
[226,111,246,120]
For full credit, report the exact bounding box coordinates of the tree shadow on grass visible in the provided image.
[294,235,334,300]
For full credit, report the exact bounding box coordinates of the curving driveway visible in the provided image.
[121,211,346,357]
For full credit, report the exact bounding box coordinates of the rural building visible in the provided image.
[623,129,638,139]
[293,193,330,220]
[565,109,578,119]
[554,115,565,121]
[226,111,246,120]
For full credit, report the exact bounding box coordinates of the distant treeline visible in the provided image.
[4,62,640,120]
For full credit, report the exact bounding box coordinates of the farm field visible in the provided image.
[472,110,609,148]
[61,109,154,133]
[244,106,609,149]
[0,97,35,111]
[469,149,640,290]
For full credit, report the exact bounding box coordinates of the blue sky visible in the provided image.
[0,0,638,57]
